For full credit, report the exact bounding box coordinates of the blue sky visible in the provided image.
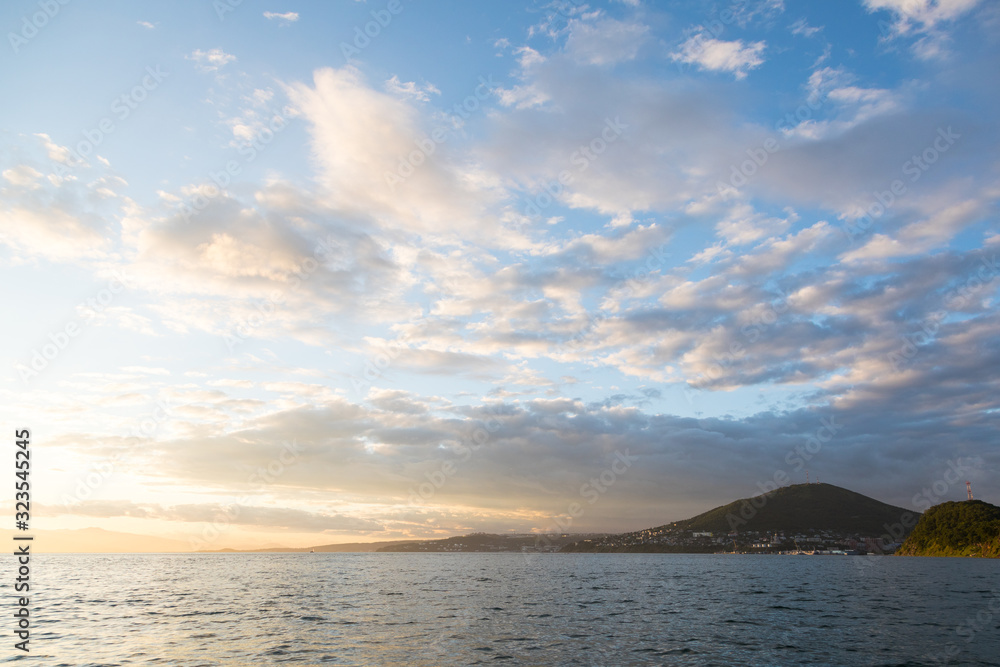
[1,0,998,550]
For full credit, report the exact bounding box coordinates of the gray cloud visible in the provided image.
[47,500,384,533]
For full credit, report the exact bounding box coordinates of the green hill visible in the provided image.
[669,482,915,535]
[564,483,916,553]
[897,500,1000,558]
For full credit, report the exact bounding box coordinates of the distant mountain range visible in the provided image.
[201,483,920,555]
[203,540,417,553]
[375,533,607,552]
[0,527,191,553]
[24,484,996,556]
[201,534,608,554]
[97,482,993,557]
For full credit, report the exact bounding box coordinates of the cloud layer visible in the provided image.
[1,0,997,547]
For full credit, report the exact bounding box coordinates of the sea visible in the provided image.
[8,553,998,666]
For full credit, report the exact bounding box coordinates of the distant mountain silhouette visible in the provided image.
[198,540,418,553]
[666,482,915,535]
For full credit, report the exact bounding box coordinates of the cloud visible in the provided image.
[129,187,413,341]
[187,48,237,72]
[121,366,171,376]
[52,500,384,532]
[864,0,982,59]
[482,56,749,216]
[4,3,998,544]
[864,0,981,35]
[384,75,440,102]
[52,375,997,534]
[0,135,123,262]
[671,33,767,79]
[263,11,299,23]
[2,165,41,186]
[284,66,507,241]
[778,67,902,141]
[789,18,822,37]
[137,21,156,29]
[564,17,651,65]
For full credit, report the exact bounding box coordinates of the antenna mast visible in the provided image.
[966,481,974,501]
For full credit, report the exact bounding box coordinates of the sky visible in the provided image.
[0,0,997,551]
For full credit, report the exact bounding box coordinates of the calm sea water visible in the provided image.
[7,553,998,665]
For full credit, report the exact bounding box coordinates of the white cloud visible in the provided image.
[384,75,440,102]
[2,205,109,261]
[789,18,822,37]
[223,91,282,145]
[671,33,767,79]
[187,48,237,72]
[2,165,41,186]
[494,48,549,109]
[0,137,122,262]
[806,66,854,104]
[864,0,981,35]
[121,366,172,376]
[687,243,731,265]
[263,11,300,23]
[714,203,796,246]
[865,0,982,59]
[33,133,74,164]
[779,67,902,141]
[494,83,551,109]
[285,67,506,240]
